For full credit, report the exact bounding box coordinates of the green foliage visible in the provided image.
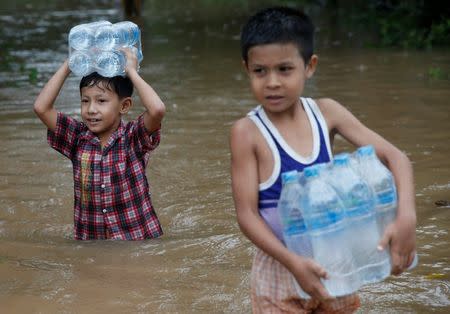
[426,19,450,47]
[428,67,448,80]
[0,47,39,86]
[320,0,449,49]
[373,1,450,49]
[378,16,449,49]
[28,68,38,84]
[0,52,15,71]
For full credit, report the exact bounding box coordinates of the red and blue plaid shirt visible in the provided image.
[48,112,163,240]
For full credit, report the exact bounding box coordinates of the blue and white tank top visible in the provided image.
[247,97,333,241]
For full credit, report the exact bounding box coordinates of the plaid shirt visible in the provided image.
[48,112,163,240]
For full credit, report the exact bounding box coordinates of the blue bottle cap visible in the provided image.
[357,145,375,156]
[281,170,298,184]
[333,153,350,166]
[304,165,320,178]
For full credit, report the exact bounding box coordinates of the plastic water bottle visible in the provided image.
[68,51,93,77]
[113,21,140,45]
[113,21,143,61]
[301,163,357,296]
[354,145,418,270]
[69,21,111,51]
[94,24,116,51]
[68,20,143,77]
[279,171,311,256]
[68,24,95,50]
[96,51,126,77]
[329,153,390,284]
[278,170,312,298]
[354,146,397,234]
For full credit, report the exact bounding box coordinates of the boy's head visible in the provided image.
[79,72,134,143]
[240,6,315,65]
[80,72,133,99]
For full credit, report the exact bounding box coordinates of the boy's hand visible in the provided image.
[378,211,417,275]
[288,254,333,301]
[121,47,139,75]
[123,48,165,134]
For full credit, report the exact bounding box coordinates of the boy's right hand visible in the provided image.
[288,254,333,301]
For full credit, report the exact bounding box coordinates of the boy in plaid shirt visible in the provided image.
[34,48,165,240]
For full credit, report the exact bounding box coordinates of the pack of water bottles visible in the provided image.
[278,145,417,298]
[68,20,143,77]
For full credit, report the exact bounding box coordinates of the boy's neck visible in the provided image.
[263,99,304,123]
[96,120,122,149]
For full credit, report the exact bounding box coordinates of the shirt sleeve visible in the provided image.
[47,112,83,160]
[128,114,161,157]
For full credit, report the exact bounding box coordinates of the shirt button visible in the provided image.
[101,184,106,189]
[102,209,107,213]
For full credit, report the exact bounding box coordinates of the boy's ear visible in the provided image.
[119,97,132,114]
[305,54,318,78]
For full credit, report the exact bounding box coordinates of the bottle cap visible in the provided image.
[333,153,350,166]
[357,145,375,156]
[304,165,319,178]
[281,170,298,184]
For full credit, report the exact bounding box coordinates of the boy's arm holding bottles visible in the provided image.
[317,97,417,275]
[230,118,333,301]
[122,48,165,134]
[33,60,71,131]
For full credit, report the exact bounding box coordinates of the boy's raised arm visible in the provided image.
[230,118,332,301]
[319,98,417,275]
[123,49,165,133]
[33,60,71,131]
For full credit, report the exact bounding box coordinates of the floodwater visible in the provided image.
[0,1,449,313]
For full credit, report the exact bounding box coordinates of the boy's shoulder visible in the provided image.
[311,97,348,127]
[316,96,351,118]
[231,115,258,140]
[312,97,339,112]
[230,113,266,154]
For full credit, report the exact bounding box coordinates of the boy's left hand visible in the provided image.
[378,211,417,275]
[121,47,139,74]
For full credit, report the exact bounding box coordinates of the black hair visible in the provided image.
[240,6,315,65]
[79,72,133,99]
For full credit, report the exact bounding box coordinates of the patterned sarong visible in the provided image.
[251,248,361,313]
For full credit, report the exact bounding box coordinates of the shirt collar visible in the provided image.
[79,119,126,148]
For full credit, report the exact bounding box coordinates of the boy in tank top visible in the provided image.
[230,7,417,313]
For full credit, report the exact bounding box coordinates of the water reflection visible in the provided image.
[0,1,449,313]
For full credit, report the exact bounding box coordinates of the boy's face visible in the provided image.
[244,43,316,114]
[80,82,130,144]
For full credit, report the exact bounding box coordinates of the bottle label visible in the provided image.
[377,188,397,205]
[283,207,307,236]
[306,205,344,231]
[345,200,374,217]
